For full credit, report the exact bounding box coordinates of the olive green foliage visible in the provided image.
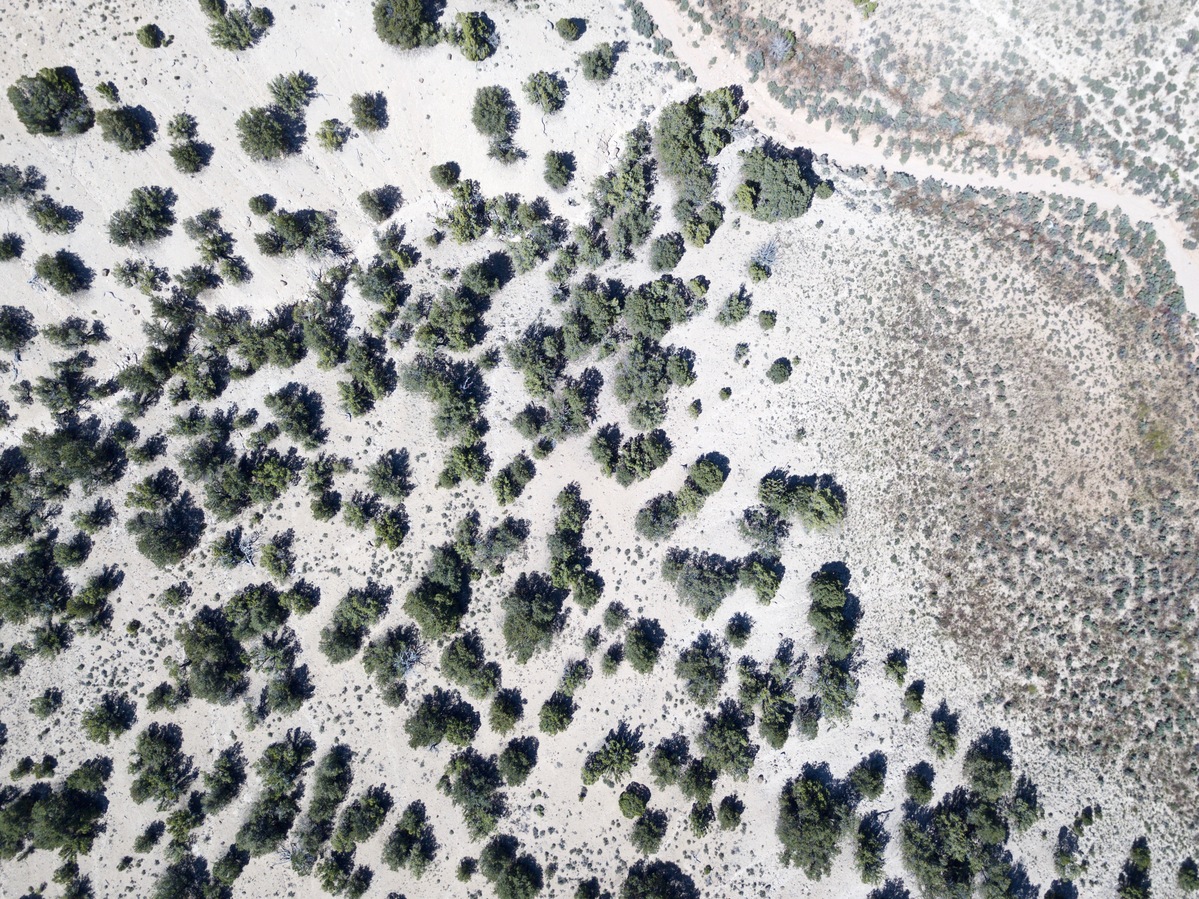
[0,760,110,859]
[236,728,315,856]
[319,581,392,663]
[928,702,959,759]
[28,194,81,233]
[480,833,543,899]
[383,800,438,877]
[362,624,424,706]
[451,11,497,61]
[489,688,525,734]
[636,454,726,539]
[905,763,935,805]
[624,275,700,340]
[524,71,568,114]
[548,483,604,609]
[0,232,22,260]
[856,812,889,884]
[137,24,166,47]
[620,783,651,819]
[498,736,539,786]
[8,67,94,135]
[806,568,857,660]
[545,151,575,189]
[630,810,669,855]
[254,207,343,257]
[593,426,672,486]
[201,744,246,815]
[556,18,582,40]
[1178,858,1199,892]
[316,118,352,151]
[501,571,565,663]
[168,112,212,173]
[129,722,196,809]
[625,617,666,674]
[621,860,699,899]
[331,784,392,853]
[404,540,472,639]
[96,106,155,151]
[767,357,792,383]
[442,630,502,699]
[108,186,176,247]
[350,91,388,131]
[590,123,656,259]
[735,144,823,222]
[662,548,739,619]
[440,748,508,839]
[373,0,443,48]
[34,250,92,294]
[248,193,276,215]
[538,690,576,734]
[492,452,535,505]
[776,766,852,878]
[698,698,758,777]
[580,43,616,81]
[430,161,460,188]
[472,86,520,162]
[237,72,316,159]
[759,469,846,531]
[675,631,728,706]
[654,88,742,243]
[0,305,37,353]
[581,721,644,785]
[406,687,479,748]
[175,605,248,703]
[201,0,274,51]
[81,692,137,743]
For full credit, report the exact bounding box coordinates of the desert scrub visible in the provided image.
[316,118,352,151]
[580,43,616,81]
[7,66,94,135]
[472,86,519,162]
[450,12,497,61]
[350,91,388,131]
[136,24,166,48]
[544,151,574,189]
[34,251,91,294]
[555,18,582,40]
[524,71,568,114]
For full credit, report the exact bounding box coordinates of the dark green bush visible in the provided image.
[374,0,443,47]
[350,92,388,131]
[108,186,176,246]
[649,232,685,272]
[34,250,92,294]
[545,151,575,189]
[430,161,460,188]
[555,18,582,40]
[28,194,81,233]
[451,11,497,61]
[472,86,519,161]
[0,233,22,260]
[580,43,616,81]
[137,24,166,48]
[523,71,568,113]
[96,106,155,151]
[7,67,94,135]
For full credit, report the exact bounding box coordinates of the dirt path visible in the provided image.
[640,0,1199,313]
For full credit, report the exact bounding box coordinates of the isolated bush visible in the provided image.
[35,250,92,294]
[373,0,442,48]
[736,145,819,221]
[350,91,388,131]
[0,305,37,352]
[108,186,177,246]
[442,748,508,839]
[581,721,643,785]
[383,800,438,877]
[137,24,166,48]
[630,810,668,855]
[319,581,392,663]
[625,617,666,673]
[81,692,137,744]
[452,11,497,61]
[489,688,525,734]
[539,691,575,734]
[249,193,276,215]
[498,737,539,786]
[472,86,519,161]
[480,834,543,899]
[675,631,728,706]
[622,860,698,899]
[203,0,274,51]
[545,151,575,189]
[442,631,501,699]
[580,43,616,81]
[316,118,352,151]
[96,106,155,151]
[524,71,568,114]
[358,186,400,223]
[777,766,852,878]
[556,18,582,40]
[8,67,94,135]
[430,161,460,188]
[0,233,22,260]
[236,106,292,159]
[767,357,792,383]
[28,194,81,233]
[502,572,565,663]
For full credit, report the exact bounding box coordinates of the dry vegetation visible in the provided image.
[0,1,1196,899]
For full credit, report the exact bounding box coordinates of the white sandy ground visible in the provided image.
[0,0,1193,897]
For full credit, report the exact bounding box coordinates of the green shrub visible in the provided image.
[108,186,176,247]
[502,572,565,663]
[581,721,643,784]
[236,106,292,160]
[248,193,276,215]
[904,762,935,804]
[620,783,650,819]
[358,186,400,222]
[649,232,685,272]
[777,766,852,877]
[630,810,668,855]
[736,145,820,221]
[374,0,442,48]
[382,800,438,877]
[95,81,119,104]
[430,161,460,188]
[204,1,274,51]
[0,233,22,260]
[35,250,91,294]
[451,11,497,61]
[472,86,519,161]
[625,617,665,673]
[523,71,568,114]
[27,194,80,233]
[96,106,155,151]
[498,737,538,786]
[767,357,792,383]
[544,151,575,189]
[555,18,582,40]
[405,686,479,747]
[316,118,352,151]
[137,24,166,48]
[350,91,388,131]
[580,43,616,81]
[675,631,728,706]
[489,688,525,734]
[7,67,94,135]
